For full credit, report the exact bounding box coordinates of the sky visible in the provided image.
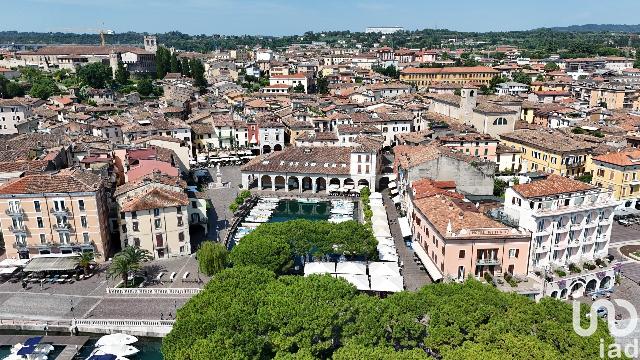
[3,0,640,36]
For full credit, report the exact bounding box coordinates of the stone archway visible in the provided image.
[274,176,286,190]
[357,179,370,188]
[570,281,585,298]
[550,290,558,299]
[378,177,389,190]
[600,276,612,290]
[586,279,598,294]
[262,145,271,154]
[344,178,355,186]
[261,175,272,190]
[560,288,568,299]
[329,178,341,186]
[302,177,313,192]
[274,144,283,152]
[316,177,326,193]
[288,176,300,191]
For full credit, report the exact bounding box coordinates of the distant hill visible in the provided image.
[546,24,640,33]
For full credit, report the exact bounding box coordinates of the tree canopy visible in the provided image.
[197,242,228,276]
[229,234,293,274]
[236,219,378,260]
[77,61,113,89]
[162,266,615,360]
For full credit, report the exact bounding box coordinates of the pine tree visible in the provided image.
[170,52,181,74]
[114,61,130,85]
[181,58,191,76]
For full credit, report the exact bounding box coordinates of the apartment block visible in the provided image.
[0,169,111,260]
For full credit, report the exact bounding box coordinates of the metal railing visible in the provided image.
[73,319,175,327]
[5,208,24,217]
[105,287,202,295]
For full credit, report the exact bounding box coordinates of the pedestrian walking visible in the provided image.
[160,313,164,320]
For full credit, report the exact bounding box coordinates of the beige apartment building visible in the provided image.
[115,175,191,259]
[400,66,498,89]
[0,169,111,260]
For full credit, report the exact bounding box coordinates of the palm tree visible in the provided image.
[75,252,99,275]
[107,246,153,288]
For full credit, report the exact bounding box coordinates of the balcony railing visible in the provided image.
[12,242,27,249]
[5,208,24,217]
[50,207,71,216]
[53,223,72,232]
[476,258,500,266]
[9,224,26,233]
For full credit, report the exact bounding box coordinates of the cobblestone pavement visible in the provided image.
[611,222,640,244]
[382,191,432,291]
[205,165,242,244]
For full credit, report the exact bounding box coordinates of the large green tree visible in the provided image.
[156,46,172,78]
[170,52,181,73]
[77,62,113,89]
[512,71,532,85]
[137,77,154,96]
[162,267,615,360]
[229,235,293,274]
[197,242,228,276]
[29,77,58,100]
[114,60,130,85]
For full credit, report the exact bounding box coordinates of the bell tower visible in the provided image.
[144,35,158,52]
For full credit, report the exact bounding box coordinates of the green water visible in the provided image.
[269,199,331,222]
[0,337,163,359]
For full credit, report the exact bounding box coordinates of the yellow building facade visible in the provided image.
[590,149,640,209]
[499,130,594,176]
[400,66,498,89]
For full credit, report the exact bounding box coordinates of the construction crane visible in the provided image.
[52,26,115,46]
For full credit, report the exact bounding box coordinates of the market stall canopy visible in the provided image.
[335,261,367,275]
[303,262,336,276]
[335,274,370,291]
[23,255,80,272]
[370,275,404,292]
[369,261,401,278]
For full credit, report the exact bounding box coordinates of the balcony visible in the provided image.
[552,242,567,250]
[9,224,26,234]
[595,236,608,243]
[12,242,27,249]
[567,240,581,248]
[584,221,597,228]
[476,258,500,266]
[569,223,582,230]
[53,223,72,232]
[5,208,24,218]
[535,245,549,253]
[50,207,71,216]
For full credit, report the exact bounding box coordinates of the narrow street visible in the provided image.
[382,191,432,291]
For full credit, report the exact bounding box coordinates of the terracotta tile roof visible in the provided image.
[114,172,186,197]
[241,147,352,175]
[500,129,595,153]
[0,169,103,195]
[24,45,152,56]
[121,187,189,212]
[413,194,515,238]
[511,174,595,198]
[270,73,307,79]
[412,178,461,200]
[592,149,640,167]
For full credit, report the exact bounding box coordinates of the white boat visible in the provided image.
[4,337,52,360]
[90,344,139,357]
[96,333,138,347]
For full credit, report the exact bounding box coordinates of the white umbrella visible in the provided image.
[304,262,335,276]
[335,261,367,275]
[96,333,138,347]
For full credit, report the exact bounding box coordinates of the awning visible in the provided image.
[304,262,335,276]
[411,241,443,281]
[398,217,411,238]
[379,252,399,262]
[388,181,397,189]
[0,267,19,275]
[334,274,370,291]
[23,255,80,272]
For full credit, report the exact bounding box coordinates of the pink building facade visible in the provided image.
[407,182,530,282]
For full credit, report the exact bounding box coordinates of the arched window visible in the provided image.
[493,117,508,125]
